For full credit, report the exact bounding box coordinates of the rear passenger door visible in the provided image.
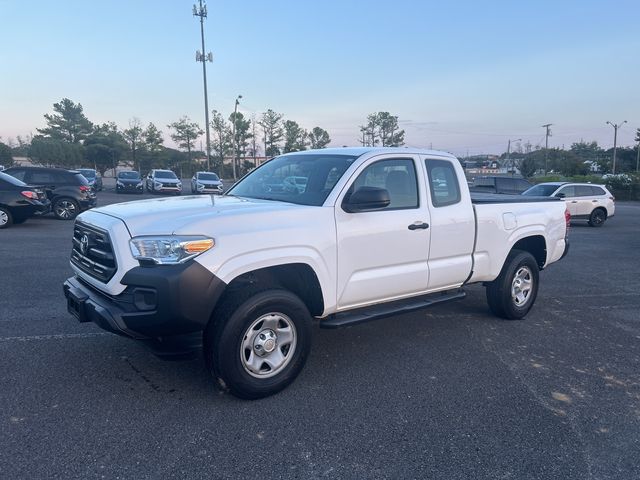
[423,158,475,290]
[575,185,597,216]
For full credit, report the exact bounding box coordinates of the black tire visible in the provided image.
[204,289,312,400]
[0,207,13,229]
[588,208,607,227]
[53,198,79,220]
[486,249,539,320]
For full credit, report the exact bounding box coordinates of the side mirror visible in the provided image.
[343,186,391,213]
[555,192,566,198]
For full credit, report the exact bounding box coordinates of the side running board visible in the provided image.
[320,289,466,329]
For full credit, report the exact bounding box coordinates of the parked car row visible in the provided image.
[0,166,226,228]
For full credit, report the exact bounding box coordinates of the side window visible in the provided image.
[557,186,575,197]
[495,177,510,191]
[348,158,418,210]
[425,159,461,207]
[29,171,56,184]
[591,186,606,196]
[576,186,593,197]
[7,169,26,181]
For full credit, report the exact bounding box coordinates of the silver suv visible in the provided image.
[145,169,182,195]
[191,171,224,194]
[523,182,615,227]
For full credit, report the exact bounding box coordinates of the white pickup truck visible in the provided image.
[64,147,569,399]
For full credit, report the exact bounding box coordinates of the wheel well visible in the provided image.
[512,235,546,269]
[592,207,607,217]
[224,263,324,316]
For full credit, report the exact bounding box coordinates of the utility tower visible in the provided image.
[542,124,552,174]
[606,121,627,174]
[193,0,212,171]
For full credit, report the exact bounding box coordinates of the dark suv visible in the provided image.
[3,166,97,220]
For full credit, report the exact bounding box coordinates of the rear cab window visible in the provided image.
[425,159,461,207]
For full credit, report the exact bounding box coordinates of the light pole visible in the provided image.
[193,1,212,171]
[606,120,627,174]
[231,95,242,181]
[506,138,521,175]
[542,124,552,175]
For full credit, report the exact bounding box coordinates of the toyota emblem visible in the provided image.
[80,234,89,255]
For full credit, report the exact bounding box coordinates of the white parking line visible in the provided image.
[0,333,109,342]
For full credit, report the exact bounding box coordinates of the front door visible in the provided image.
[335,155,431,310]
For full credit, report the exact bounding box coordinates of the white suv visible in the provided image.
[523,182,615,227]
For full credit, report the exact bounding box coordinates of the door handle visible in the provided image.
[592,200,598,203]
[408,222,429,230]
[570,201,578,203]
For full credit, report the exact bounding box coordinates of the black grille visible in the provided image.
[71,222,117,282]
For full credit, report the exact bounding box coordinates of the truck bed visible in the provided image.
[470,193,562,204]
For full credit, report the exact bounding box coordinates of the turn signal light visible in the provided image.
[183,239,215,254]
[79,186,90,192]
[21,191,38,200]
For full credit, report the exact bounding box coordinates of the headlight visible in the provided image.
[137,181,143,187]
[197,182,204,189]
[154,181,162,187]
[130,236,214,265]
[116,181,124,187]
[177,182,182,188]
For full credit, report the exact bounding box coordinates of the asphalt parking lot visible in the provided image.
[1,189,639,479]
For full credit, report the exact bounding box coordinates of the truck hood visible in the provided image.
[92,195,307,237]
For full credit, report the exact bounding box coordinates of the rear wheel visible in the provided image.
[588,208,606,227]
[0,207,13,229]
[204,289,312,399]
[486,249,539,320]
[53,198,79,220]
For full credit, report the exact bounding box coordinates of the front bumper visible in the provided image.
[117,183,143,193]
[63,261,226,341]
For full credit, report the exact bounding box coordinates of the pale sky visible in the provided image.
[1,0,638,156]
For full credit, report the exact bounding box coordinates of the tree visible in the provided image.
[29,136,83,168]
[517,156,538,178]
[143,123,164,156]
[0,142,13,167]
[123,118,143,170]
[37,98,93,143]
[358,112,405,147]
[229,111,252,174]
[283,120,308,153]
[84,123,128,175]
[308,127,330,149]
[210,110,231,172]
[168,117,203,176]
[258,109,284,158]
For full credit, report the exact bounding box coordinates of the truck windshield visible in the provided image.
[227,154,358,206]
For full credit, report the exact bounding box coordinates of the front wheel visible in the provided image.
[486,249,539,320]
[53,198,79,220]
[588,208,606,227]
[204,289,312,399]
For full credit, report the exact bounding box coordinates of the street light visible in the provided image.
[506,138,521,175]
[231,95,242,180]
[606,120,627,174]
